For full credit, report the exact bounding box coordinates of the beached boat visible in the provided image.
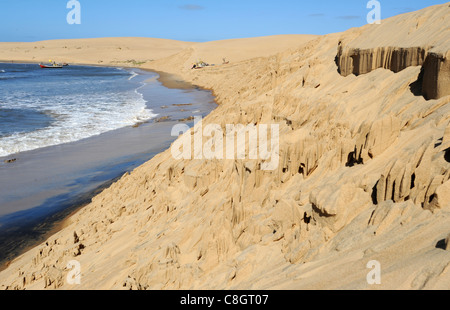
[39,63,63,69]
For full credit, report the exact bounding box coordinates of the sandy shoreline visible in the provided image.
[151,69,203,90]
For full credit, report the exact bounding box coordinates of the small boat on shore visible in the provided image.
[39,63,64,69]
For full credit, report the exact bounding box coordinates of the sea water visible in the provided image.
[0,63,156,157]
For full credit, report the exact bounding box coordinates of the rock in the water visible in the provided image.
[179,116,194,122]
[155,116,171,123]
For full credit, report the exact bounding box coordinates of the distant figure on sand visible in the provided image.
[191,60,209,69]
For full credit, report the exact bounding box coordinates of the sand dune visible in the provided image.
[0,37,194,65]
[0,4,449,290]
[180,35,319,65]
[0,35,317,67]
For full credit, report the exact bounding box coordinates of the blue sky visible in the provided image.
[0,0,447,42]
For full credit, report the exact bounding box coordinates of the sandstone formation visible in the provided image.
[335,5,450,100]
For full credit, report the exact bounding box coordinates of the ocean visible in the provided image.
[0,63,156,157]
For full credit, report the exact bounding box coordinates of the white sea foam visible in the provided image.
[128,71,138,81]
[0,70,5,73]
[0,88,157,157]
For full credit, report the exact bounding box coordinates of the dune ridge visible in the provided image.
[0,4,449,289]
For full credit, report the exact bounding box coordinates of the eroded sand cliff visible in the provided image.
[0,3,449,290]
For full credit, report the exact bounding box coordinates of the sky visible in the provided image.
[0,0,447,42]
